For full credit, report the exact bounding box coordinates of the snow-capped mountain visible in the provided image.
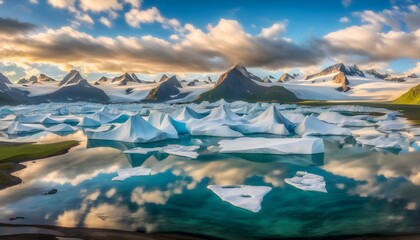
[278,73,297,82]
[59,70,85,86]
[196,65,300,102]
[305,63,365,80]
[146,75,187,101]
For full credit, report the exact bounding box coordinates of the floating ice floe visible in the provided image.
[377,120,408,131]
[6,121,44,135]
[87,114,177,143]
[146,111,179,139]
[112,166,151,181]
[125,144,200,159]
[46,123,77,133]
[90,106,130,124]
[351,127,386,138]
[232,106,294,135]
[410,128,420,136]
[78,116,102,127]
[356,133,407,149]
[282,113,305,125]
[54,106,70,115]
[218,137,324,154]
[170,106,208,122]
[317,111,372,127]
[207,185,272,212]
[0,108,13,116]
[42,116,80,125]
[295,115,352,136]
[14,114,48,124]
[285,171,327,193]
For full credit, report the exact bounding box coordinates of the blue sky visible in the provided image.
[0,0,419,82]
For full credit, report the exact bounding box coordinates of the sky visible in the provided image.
[0,0,419,82]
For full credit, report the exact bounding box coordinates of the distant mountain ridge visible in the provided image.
[305,63,365,80]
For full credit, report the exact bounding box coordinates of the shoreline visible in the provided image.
[0,223,419,240]
[0,141,79,191]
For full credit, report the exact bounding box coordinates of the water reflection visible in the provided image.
[0,134,419,239]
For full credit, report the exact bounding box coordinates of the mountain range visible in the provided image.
[0,63,419,105]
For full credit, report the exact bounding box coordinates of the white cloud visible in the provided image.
[79,0,123,12]
[48,0,76,12]
[125,7,181,31]
[169,34,179,41]
[124,0,141,8]
[407,62,420,74]
[4,70,16,76]
[99,17,112,28]
[75,12,94,25]
[0,0,3,5]
[259,22,287,39]
[29,0,39,4]
[339,17,350,23]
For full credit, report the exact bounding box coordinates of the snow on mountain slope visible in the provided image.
[254,74,420,101]
[96,82,158,102]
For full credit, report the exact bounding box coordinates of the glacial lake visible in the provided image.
[0,102,419,239]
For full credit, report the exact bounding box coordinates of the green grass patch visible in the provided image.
[0,162,16,171]
[0,172,8,185]
[393,84,420,105]
[0,141,79,163]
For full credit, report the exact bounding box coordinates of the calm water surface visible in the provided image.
[0,103,419,239]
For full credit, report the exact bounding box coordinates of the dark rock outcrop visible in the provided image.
[407,73,417,78]
[196,65,300,102]
[278,73,295,82]
[34,79,109,103]
[305,63,365,80]
[59,70,84,86]
[366,69,390,79]
[146,75,187,101]
[112,73,137,86]
[159,74,169,82]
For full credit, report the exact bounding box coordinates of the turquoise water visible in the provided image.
[0,132,419,239]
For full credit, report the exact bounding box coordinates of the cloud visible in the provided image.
[29,0,39,4]
[124,0,141,8]
[75,12,94,25]
[48,0,76,12]
[407,62,420,74]
[79,0,123,12]
[0,17,38,35]
[339,17,350,23]
[4,70,16,76]
[259,21,287,39]
[99,17,112,27]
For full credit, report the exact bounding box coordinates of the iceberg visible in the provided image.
[232,106,294,135]
[285,171,327,193]
[112,166,151,181]
[356,134,407,149]
[410,128,420,136]
[351,127,386,138]
[6,121,44,135]
[170,106,208,122]
[218,137,324,154]
[14,114,47,124]
[295,115,352,136]
[46,123,77,133]
[282,113,305,124]
[377,120,408,131]
[78,117,102,127]
[207,185,272,212]
[125,145,200,159]
[91,106,130,124]
[317,111,372,127]
[146,111,179,139]
[55,106,70,115]
[0,108,13,116]
[87,114,177,143]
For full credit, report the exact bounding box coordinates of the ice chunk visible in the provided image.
[351,127,386,138]
[47,123,77,133]
[282,113,305,124]
[318,111,372,127]
[207,185,272,212]
[0,108,13,116]
[87,114,177,143]
[356,134,407,149]
[55,106,70,115]
[410,128,420,136]
[232,106,295,135]
[170,106,208,122]
[146,111,178,139]
[377,120,408,131]
[285,171,327,193]
[78,117,101,127]
[218,137,324,154]
[295,115,352,136]
[125,145,200,159]
[112,166,151,181]
[6,122,44,135]
[14,114,47,124]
